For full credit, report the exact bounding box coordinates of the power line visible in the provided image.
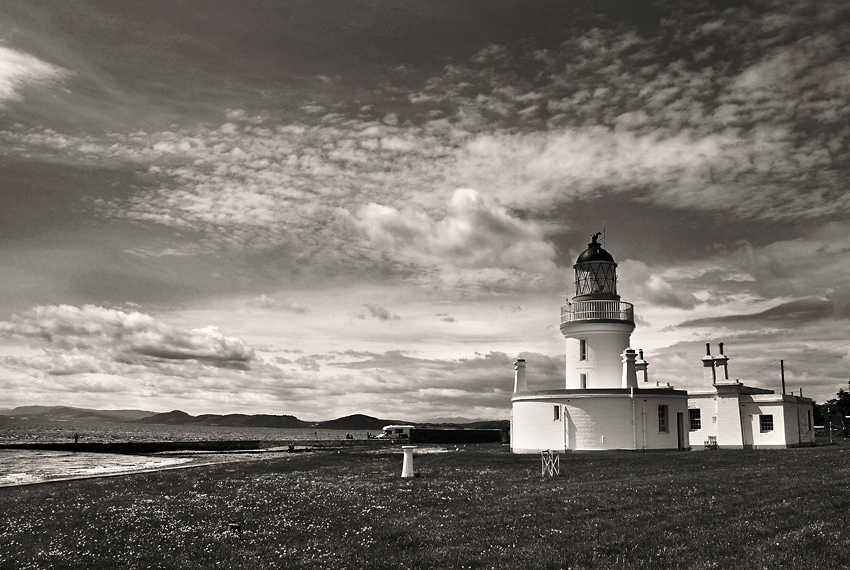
[738,360,781,380]
[738,339,850,380]
[799,339,850,358]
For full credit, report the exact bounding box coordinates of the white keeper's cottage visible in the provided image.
[687,343,815,449]
[511,234,691,453]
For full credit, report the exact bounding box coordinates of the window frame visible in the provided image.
[759,414,774,432]
[579,338,588,361]
[658,405,668,433]
[688,408,701,431]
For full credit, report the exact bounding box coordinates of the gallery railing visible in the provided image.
[560,300,634,324]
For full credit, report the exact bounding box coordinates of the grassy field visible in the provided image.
[1,443,849,569]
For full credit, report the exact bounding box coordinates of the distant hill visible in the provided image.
[461,420,510,430]
[315,414,408,430]
[0,406,502,432]
[419,419,510,430]
[138,410,312,429]
[425,416,486,424]
[0,406,157,422]
[137,410,194,424]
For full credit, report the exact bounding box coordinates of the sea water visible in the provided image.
[0,449,193,486]
[0,418,370,486]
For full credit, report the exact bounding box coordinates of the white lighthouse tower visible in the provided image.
[562,233,635,390]
[510,233,690,453]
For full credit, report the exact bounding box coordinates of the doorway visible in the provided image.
[676,412,686,450]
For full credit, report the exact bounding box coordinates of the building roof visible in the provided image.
[576,234,615,264]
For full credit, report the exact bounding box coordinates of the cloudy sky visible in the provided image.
[1,0,849,421]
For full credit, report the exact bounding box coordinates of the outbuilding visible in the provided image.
[687,343,815,449]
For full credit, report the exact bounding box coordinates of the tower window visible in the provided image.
[579,339,587,361]
[580,373,587,389]
[760,414,774,432]
[658,405,668,433]
[553,405,560,421]
[689,409,701,431]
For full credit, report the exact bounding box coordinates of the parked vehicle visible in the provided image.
[376,425,413,439]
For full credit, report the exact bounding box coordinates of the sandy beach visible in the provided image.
[0,446,303,488]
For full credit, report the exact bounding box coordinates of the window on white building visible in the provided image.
[580,373,587,389]
[760,414,774,432]
[553,405,560,421]
[689,409,701,431]
[579,339,587,361]
[658,405,668,433]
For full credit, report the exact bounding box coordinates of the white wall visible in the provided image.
[511,391,689,453]
[796,404,815,444]
[741,402,787,448]
[563,321,634,389]
[689,389,816,449]
[715,391,745,448]
[686,395,717,448]
[511,400,566,452]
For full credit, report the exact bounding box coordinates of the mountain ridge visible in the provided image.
[0,406,157,422]
[1,406,505,430]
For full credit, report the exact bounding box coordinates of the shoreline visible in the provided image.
[0,437,389,454]
[0,446,315,489]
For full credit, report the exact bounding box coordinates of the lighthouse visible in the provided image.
[561,233,635,390]
[510,233,690,453]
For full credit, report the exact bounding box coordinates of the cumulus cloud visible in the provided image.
[404,3,850,223]
[354,188,558,281]
[658,222,850,307]
[331,349,565,399]
[358,303,400,321]
[4,0,850,411]
[249,295,309,313]
[0,304,255,367]
[619,260,701,310]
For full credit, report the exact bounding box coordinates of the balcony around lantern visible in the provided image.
[560,300,634,325]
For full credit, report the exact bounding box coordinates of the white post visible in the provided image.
[401,446,415,478]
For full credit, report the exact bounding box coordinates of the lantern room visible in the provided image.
[574,232,619,301]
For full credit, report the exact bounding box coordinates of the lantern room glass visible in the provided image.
[574,262,618,297]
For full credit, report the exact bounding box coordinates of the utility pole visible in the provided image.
[828,406,833,444]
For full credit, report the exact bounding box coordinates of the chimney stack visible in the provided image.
[713,342,729,382]
[702,343,716,386]
[513,359,527,392]
[621,348,638,389]
[635,349,649,384]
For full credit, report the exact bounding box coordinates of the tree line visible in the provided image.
[815,380,850,437]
